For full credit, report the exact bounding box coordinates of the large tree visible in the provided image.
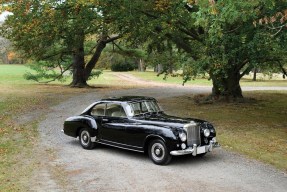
[109,0,287,98]
[0,0,120,87]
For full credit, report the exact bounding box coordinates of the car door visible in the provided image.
[90,102,106,132]
[98,103,129,144]
[124,121,148,148]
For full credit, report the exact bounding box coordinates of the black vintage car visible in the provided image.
[63,96,219,165]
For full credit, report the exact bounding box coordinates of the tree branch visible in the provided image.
[104,35,122,43]
[240,65,253,78]
[84,35,121,80]
[176,23,203,43]
[33,63,73,83]
[236,59,249,72]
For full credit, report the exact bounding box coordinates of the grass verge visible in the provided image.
[0,64,124,191]
[128,71,287,87]
[159,91,287,172]
[0,84,100,191]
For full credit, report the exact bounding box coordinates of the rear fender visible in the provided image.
[63,115,97,138]
[66,115,97,129]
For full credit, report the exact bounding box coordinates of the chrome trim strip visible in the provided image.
[170,147,194,156]
[100,139,142,149]
[97,141,144,153]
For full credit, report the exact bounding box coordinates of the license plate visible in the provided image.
[197,146,206,154]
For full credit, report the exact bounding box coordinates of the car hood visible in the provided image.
[132,112,206,129]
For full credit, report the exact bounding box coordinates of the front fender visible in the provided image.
[144,126,179,152]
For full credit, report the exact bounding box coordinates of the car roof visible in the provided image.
[81,96,157,115]
[100,96,156,102]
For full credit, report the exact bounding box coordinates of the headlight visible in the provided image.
[179,132,187,142]
[204,129,210,137]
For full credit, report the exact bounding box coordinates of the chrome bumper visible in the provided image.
[170,139,220,156]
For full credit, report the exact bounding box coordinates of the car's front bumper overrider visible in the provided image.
[170,138,220,156]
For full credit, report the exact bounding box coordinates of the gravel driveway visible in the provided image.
[26,84,287,192]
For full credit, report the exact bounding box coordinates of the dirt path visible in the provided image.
[24,80,287,192]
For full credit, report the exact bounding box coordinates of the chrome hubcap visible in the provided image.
[155,149,161,156]
[83,135,88,142]
[151,143,165,161]
[81,131,90,146]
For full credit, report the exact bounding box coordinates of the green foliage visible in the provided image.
[111,61,136,72]
[87,70,103,80]
[96,43,147,70]
[23,61,69,83]
[109,0,287,97]
[113,45,147,59]
[1,0,286,89]
[0,0,115,84]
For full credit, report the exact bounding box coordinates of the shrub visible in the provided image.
[111,61,136,72]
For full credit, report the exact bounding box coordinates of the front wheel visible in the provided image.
[79,128,95,150]
[148,139,172,165]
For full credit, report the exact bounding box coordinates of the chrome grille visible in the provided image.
[184,122,201,146]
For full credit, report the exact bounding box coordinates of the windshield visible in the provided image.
[127,100,161,116]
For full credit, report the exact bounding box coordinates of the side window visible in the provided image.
[106,103,126,118]
[141,102,148,113]
[129,103,141,115]
[91,103,106,116]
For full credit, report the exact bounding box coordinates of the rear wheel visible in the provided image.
[79,128,95,150]
[148,139,172,165]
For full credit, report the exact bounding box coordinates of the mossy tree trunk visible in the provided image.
[210,66,243,99]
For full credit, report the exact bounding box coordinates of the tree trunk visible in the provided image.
[70,51,87,87]
[84,37,107,80]
[69,34,120,86]
[138,59,145,72]
[3,52,8,64]
[70,35,87,87]
[156,64,163,74]
[210,68,243,99]
[253,68,257,81]
[168,64,173,74]
[84,35,121,80]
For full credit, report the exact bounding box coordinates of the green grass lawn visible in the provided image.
[160,91,287,171]
[1,64,284,87]
[0,64,35,85]
[128,70,287,87]
[0,65,95,191]
[128,71,213,86]
[0,64,286,190]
